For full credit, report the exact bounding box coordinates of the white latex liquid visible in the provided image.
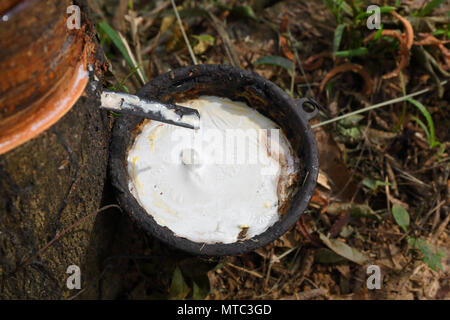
[127,96,299,244]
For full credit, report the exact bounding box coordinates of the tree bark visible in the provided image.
[0,72,114,299]
[0,0,112,299]
[0,75,112,299]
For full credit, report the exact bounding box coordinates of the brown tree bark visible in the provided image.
[0,0,112,299]
[0,77,112,299]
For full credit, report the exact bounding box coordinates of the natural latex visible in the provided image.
[127,96,299,244]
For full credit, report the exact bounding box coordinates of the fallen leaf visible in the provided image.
[160,15,175,34]
[230,5,258,21]
[336,264,351,278]
[253,55,294,71]
[327,203,381,220]
[366,128,397,146]
[317,171,332,190]
[313,126,363,202]
[315,248,347,264]
[311,189,329,209]
[169,267,190,300]
[193,34,215,55]
[296,217,322,247]
[392,204,410,232]
[192,281,208,300]
[329,210,350,238]
[349,204,382,221]
[319,233,369,265]
[362,177,391,191]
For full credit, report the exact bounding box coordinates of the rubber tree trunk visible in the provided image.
[0,0,112,299]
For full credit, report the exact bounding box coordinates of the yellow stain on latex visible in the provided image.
[147,124,164,152]
[137,179,143,193]
[148,136,155,152]
[152,191,177,217]
[131,156,139,176]
[153,215,167,226]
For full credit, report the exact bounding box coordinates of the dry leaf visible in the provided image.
[319,232,369,265]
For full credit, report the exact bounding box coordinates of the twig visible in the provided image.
[264,258,273,288]
[386,160,399,197]
[288,30,314,98]
[420,199,447,227]
[170,0,197,65]
[222,266,241,283]
[385,175,391,217]
[289,58,296,97]
[412,158,450,173]
[274,246,298,262]
[207,12,240,67]
[433,206,449,240]
[294,50,314,98]
[118,32,147,85]
[394,167,431,188]
[312,80,448,128]
[226,262,263,279]
[147,31,162,80]
[112,0,129,33]
[143,0,171,18]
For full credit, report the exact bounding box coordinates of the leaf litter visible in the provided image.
[88,0,449,300]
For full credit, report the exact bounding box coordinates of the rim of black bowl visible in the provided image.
[109,64,319,256]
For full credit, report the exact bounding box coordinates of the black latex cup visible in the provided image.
[110,64,319,256]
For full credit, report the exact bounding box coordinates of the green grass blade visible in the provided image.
[411,116,431,146]
[311,80,448,129]
[254,56,294,71]
[334,47,368,58]
[407,98,437,148]
[333,24,347,53]
[98,21,134,69]
[336,0,353,16]
[432,29,450,38]
[98,20,147,84]
[417,0,446,17]
[323,0,353,21]
[373,24,384,41]
[355,6,395,20]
